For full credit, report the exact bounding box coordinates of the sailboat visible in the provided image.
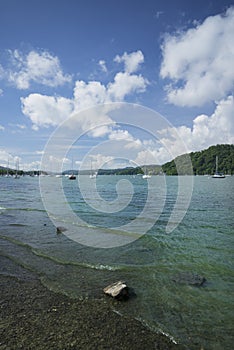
[5,158,10,177]
[212,156,225,178]
[14,158,20,179]
[69,158,76,180]
[69,173,76,180]
[142,164,151,179]
[89,160,97,179]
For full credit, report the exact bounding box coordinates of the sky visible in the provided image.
[0,0,233,171]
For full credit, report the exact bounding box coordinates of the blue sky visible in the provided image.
[0,0,233,171]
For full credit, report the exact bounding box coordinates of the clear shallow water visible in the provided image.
[0,175,233,349]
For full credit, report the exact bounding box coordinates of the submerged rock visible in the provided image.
[172,272,206,287]
[103,281,130,300]
[56,226,67,234]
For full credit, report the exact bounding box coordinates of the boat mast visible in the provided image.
[7,157,9,177]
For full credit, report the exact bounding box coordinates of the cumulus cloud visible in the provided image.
[131,95,234,165]
[108,129,142,150]
[21,90,113,136]
[21,94,74,130]
[114,50,144,73]
[0,124,5,131]
[21,51,148,132]
[134,148,164,166]
[5,50,72,89]
[108,129,134,142]
[73,80,110,110]
[160,7,234,106]
[108,72,147,100]
[89,154,114,169]
[158,95,234,159]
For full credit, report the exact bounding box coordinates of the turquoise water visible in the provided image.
[0,175,233,349]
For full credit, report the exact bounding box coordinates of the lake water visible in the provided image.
[0,175,233,349]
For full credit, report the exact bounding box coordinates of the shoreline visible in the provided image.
[0,273,184,350]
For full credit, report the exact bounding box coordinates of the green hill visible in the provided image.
[162,144,234,175]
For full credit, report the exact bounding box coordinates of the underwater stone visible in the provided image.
[56,226,67,234]
[172,272,206,287]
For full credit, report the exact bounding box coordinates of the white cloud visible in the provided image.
[21,51,148,132]
[73,80,110,110]
[92,153,138,170]
[89,154,114,169]
[0,124,5,131]
[8,123,26,130]
[0,64,4,88]
[108,129,134,142]
[6,50,72,89]
[21,160,41,171]
[108,129,142,150]
[155,11,164,19]
[131,95,234,165]
[160,7,234,106]
[159,95,234,158]
[134,148,165,166]
[98,60,107,73]
[21,94,74,129]
[16,123,26,129]
[114,50,144,73]
[21,86,112,135]
[0,149,18,166]
[108,72,147,100]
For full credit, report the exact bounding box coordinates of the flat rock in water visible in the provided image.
[172,272,206,287]
[103,281,129,300]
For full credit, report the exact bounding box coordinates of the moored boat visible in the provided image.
[212,156,225,178]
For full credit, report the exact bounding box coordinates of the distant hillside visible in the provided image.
[162,144,234,175]
[98,167,142,175]
[98,165,162,175]
[1,144,233,177]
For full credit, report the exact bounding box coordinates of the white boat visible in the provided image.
[212,173,225,179]
[142,164,151,179]
[212,156,225,178]
[89,160,97,179]
[142,174,151,179]
[69,158,76,180]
